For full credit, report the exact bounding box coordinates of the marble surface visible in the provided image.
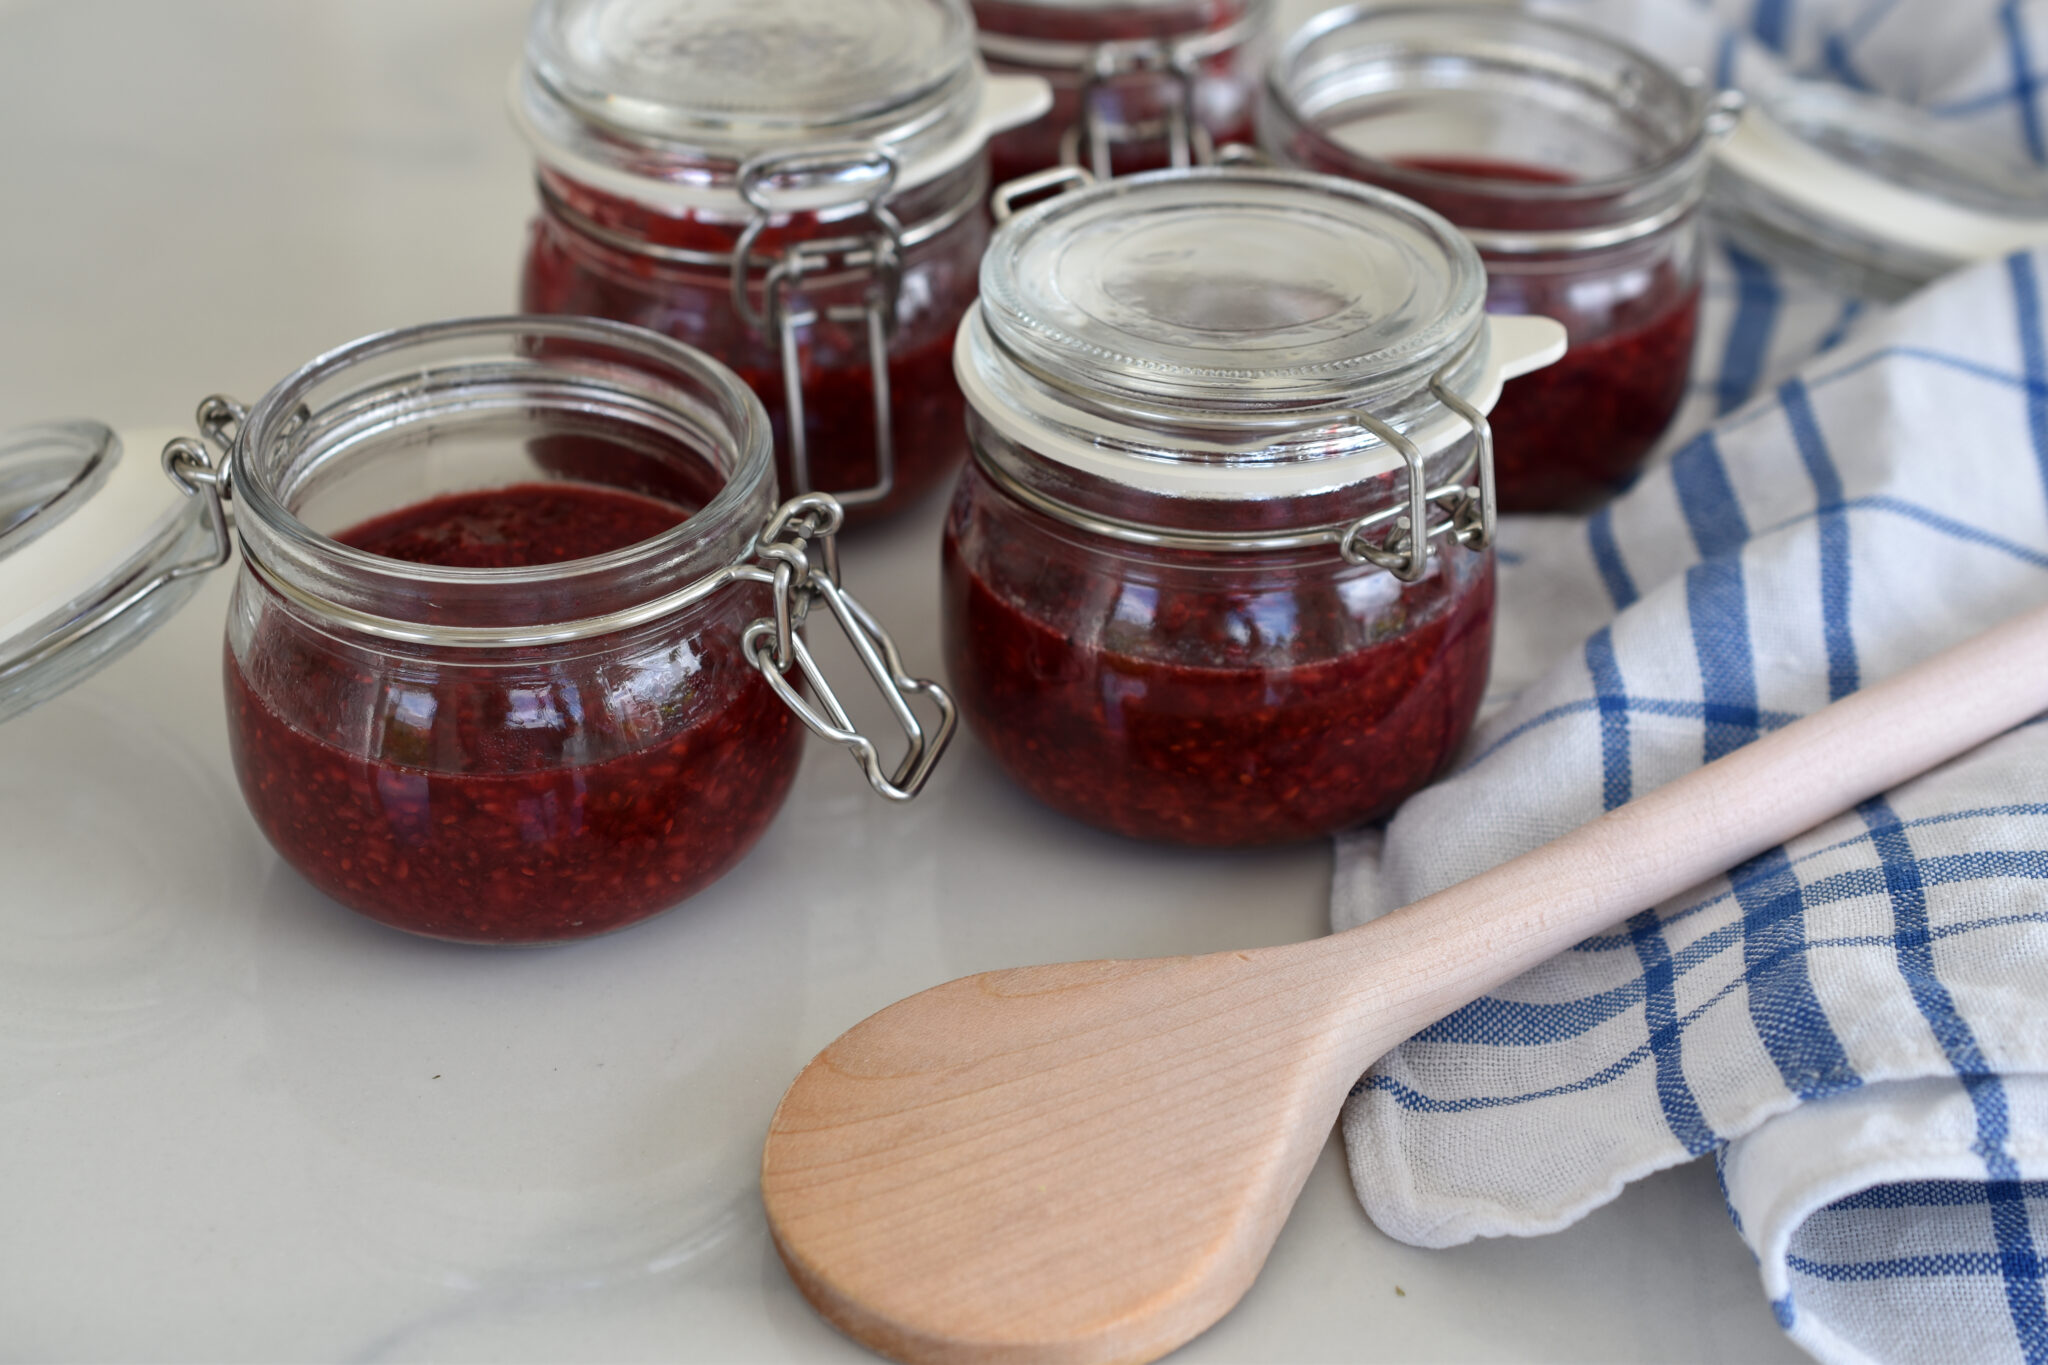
[0,1,1808,1360]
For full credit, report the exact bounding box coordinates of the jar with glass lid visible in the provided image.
[972,0,1271,184]
[1261,5,1737,513]
[512,0,1050,522]
[946,167,1564,846]
[0,317,954,944]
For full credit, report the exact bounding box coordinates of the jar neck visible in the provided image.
[227,318,777,643]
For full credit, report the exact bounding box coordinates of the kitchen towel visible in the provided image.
[1333,7,2048,1363]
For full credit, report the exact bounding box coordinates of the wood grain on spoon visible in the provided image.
[763,602,2048,1365]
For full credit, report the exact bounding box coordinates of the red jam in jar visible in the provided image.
[948,169,1558,846]
[227,483,805,943]
[1263,7,1724,511]
[213,317,951,943]
[943,464,1494,844]
[973,0,1269,183]
[514,0,1048,521]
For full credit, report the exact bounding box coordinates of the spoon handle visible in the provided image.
[1337,601,2048,1051]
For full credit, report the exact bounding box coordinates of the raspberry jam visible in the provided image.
[950,169,1548,846]
[227,483,803,944]
[1263,7,1721,511]
[943,466,1493,845]
[974,0,1264,183]
[1391,157,1701,511]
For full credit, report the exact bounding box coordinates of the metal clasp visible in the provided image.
[991,165,1096,222]
[1060,39,1210,180]
[741,493,956,801]
[730,146,905,509]
[1334,335,1496,580]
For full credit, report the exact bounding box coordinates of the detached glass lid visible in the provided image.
[978,167,1487,413]
[0,421,223,725]
[1716,80,2048,297]
[516,0,1040,202]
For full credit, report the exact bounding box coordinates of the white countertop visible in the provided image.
[0,2,1808,1360]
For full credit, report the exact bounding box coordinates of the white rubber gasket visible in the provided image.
[0,428,191,655]
[1716,102,2048,266]
[955,312,1566,500]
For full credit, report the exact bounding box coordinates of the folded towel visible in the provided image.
[1333,7,2048,1361]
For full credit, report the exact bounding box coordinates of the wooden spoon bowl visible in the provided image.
[763,604,2048,1365]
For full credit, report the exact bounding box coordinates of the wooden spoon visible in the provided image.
[762,602,2048,1365]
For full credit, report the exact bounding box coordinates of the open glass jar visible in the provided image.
[512,0,1050,522]
[947,168,1563,846]
[1262,5,1733,512]
[0,317,953,944]
[972,0,1271,184]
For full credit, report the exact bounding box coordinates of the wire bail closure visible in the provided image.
[741,493,957,802]
[730,145,907,510]
[1060,39,1210,180]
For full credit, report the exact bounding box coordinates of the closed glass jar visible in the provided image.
[514,0,1048,522]
[1262,6,1726,512]
[946,169,1562,845]
[0,318,952,945]
[974,0,1270,183]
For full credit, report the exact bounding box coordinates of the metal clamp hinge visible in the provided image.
[1061,40,1211,180]
[741,493,956,801]
[730,147,906,509]
[1334,340,1496,581]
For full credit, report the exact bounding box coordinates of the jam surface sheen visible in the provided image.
[1294,147,1701,511]
[225,482,804,944]
[941,469,1494,846]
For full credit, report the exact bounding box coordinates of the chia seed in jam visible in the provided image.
[1285,149,1700,511]
[226,482,803,944]
[941,466,1494,846]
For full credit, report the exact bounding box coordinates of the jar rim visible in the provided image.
[1264,3,1717,235]
[230,315,778,639]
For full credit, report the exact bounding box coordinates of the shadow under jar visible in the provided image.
[513,0,1049,523]
[947,169,1564,846]
[0,318,953,945]
[972,0,1270,184]
[1262,5,1733,512]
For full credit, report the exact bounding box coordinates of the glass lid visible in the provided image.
[978,167,1485,412]
[519,0,987,192]
[0,422,217,726]
[1714,80,2048,297]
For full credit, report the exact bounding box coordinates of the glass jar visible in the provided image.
[972,0,1270,184]
[0,317,953,944]
[512,0,1050,522]
[947,168,1564,846]
[1262,5,1732,513]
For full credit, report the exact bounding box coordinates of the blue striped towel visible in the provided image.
[1332,5,2048,1362]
